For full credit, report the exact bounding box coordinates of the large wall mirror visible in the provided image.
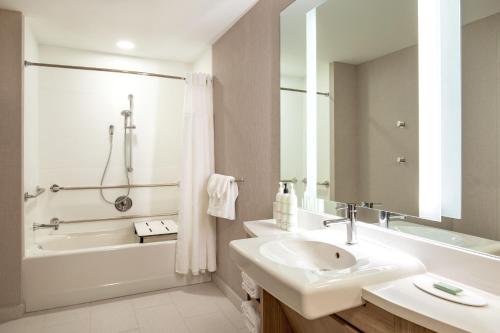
[280,0,500,257]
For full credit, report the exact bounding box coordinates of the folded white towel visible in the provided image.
[207,173,239,220]
[241,300,260,333]
[242,271,261,299]
[244,318,258,333]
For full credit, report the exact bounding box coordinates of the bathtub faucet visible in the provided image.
[33,218,60,231]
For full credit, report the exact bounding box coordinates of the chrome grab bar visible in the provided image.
[24,186,46,201]
[302,178,330,187]
[50,179,244,193]
[49,212,178,225]
[50,182,179,192]
[280,178,298,184]
[33,222,59,231]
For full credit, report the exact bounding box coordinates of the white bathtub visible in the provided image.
[23,221,210,312]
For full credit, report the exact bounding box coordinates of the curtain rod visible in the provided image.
[24,61,187,81]
[24,61,330,96]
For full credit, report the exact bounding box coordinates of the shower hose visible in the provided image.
[99,125,130,205]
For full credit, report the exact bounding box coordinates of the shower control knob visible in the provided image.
[115,196,133,212]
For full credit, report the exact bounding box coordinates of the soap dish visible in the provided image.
[413,275,487,307]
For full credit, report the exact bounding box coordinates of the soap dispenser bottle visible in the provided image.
[287,184,298,232]
[274,182,284,225]
[280,183,290,230]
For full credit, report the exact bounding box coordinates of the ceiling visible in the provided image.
[281,0,500,78]
[0,0,258,63]
[316,0,418,65]
[281,0,419,78]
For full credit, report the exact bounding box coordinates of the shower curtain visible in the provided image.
[176,73,216,275]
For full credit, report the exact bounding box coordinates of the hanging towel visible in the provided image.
[207,173,239,220]
[241,300,260,333]
[242,271,261,299]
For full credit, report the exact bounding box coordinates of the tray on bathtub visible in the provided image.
[134,220,178,243]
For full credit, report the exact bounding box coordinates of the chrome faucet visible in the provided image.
[33,218,60,231]
[323,203,357,245]
[378,211,406,228]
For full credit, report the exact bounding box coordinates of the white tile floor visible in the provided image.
[0,282,248,333]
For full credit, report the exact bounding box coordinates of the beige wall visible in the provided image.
[212,0,293,297]
[331,63,360,203]
[357,46,419,216]
[0,9,23,315]
[331,46,419,216]
[454,12,500,240]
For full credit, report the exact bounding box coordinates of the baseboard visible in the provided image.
[212,273,244,309]
[0,303,24,324]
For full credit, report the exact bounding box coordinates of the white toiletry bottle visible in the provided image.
[274,182,284,225]
[287,184,298,232]
[280,183,290,230]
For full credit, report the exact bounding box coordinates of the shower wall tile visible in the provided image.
[23,20,40,251]
[33,45,190,225]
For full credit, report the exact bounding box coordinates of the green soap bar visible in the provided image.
[433,282,463,295]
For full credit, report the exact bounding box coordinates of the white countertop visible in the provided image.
[363,275,500,333]
[243,219,500,333]
[243,219,286,237]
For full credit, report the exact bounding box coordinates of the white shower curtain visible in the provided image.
[176,73,216,275]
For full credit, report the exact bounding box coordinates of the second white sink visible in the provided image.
[260,239,356,271]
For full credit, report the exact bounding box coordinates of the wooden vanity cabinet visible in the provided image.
[261,290,435,333]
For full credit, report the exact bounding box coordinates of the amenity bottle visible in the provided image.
[280,183,290,230]
[273,182,284,225]
[287,184,298,232]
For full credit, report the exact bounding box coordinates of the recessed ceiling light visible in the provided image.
[116,40,135,50]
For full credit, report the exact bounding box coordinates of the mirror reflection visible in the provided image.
[281,0,500,257]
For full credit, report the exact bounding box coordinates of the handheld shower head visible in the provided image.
[128,94,133,111]
[109,125,114,136]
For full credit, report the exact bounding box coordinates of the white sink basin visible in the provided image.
[260,239,356,271]
[230,228,425,319]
